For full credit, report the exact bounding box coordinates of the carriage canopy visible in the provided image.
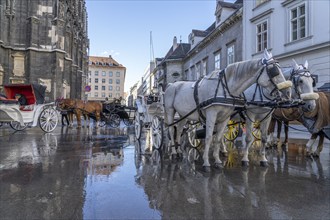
[3,83,46,105]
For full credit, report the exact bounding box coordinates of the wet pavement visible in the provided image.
[0,124,329,219]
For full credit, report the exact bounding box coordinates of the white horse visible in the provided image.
[164,50,292,171]
[220,60,319,166]
[267,60,319,146]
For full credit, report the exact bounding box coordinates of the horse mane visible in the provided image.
[225,59,261,80]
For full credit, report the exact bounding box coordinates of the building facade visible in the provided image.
[153,0,243,88]
[243,0,330,88]
[0,0,89,101]
[87,56,126,101]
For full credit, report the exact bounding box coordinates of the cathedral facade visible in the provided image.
[0,0,89,101]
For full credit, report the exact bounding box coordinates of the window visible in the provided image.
[227,45,235,65]
[102,71,106,76]
[109,79,113,84]
[102,86,105,91]
[95,85,98,90]
[116,72,120,77]
[109,86,113,91]
[109,71,113,77]
[196,62,201,79]
[95,71,99,76]
[116,86,120,91]
[95,78,98,83]
[202,58,207,76]
[102,79,106,83]
[256,21,268,52]
[94,92,98,97]
[116,93,120,98]
[89,78,91,83]
[291,4,306,41]
[102,93,105,97]
[116,79,120,84]
[214,52,220,70]
[109,93,112,98]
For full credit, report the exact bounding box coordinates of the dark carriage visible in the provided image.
[101,99,136,128]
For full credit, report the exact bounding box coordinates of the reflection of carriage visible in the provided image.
[0,84,58,132]
[101,98,136,128]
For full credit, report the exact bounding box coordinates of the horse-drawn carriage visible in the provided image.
[101,98,136,128]
[0,84,58,132]
[134,50,322,172]
[135,87,165,149]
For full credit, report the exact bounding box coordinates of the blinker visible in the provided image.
[267,65,280,78]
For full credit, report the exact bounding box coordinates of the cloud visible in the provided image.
[99,50,120,57]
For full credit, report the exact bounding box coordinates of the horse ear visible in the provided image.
[263,49,272,60]
[292,59,299,69]
[304,60,309,69]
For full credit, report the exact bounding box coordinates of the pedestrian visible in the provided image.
[61,109,70,126]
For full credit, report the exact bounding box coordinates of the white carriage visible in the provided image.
[134,87,164,150]
[0,84,58,132]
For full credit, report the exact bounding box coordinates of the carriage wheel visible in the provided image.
[187,147,202,163]
[134,112,142,140]
[224,120,240,141]
[39,107,59,133]
[151,116,164,150]
[252,121,261,140]
[10,121,28,131]
[187,123,201,148]
[123,118,133,126]
[109,114,121,128]
[99,120,106,127]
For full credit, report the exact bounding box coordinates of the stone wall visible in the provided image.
[0,0,89,100]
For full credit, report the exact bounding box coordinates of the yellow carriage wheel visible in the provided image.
[252,121,261,140]
[224,120,240,141]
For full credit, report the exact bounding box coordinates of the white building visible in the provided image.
[243,0,330,88]
[87,56,126,101]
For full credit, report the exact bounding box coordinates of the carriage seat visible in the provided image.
[14,94,35,111]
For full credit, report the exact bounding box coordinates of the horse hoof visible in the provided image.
[241,161,249,167]
[260,161,268,167]
[214,162,223,169]
[203,166,211,173]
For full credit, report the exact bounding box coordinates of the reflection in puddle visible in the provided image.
[133,138,329,219]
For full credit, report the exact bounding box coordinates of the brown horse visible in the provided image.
[268,92,330,157]
[57,99,103,128]
[75,100,103,128]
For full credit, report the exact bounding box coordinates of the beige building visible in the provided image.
[87,56,126,101]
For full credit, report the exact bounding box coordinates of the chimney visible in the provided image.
[109,55,112,59]
[173,36,178,50]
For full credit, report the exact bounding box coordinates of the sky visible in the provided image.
[86,0,220,92]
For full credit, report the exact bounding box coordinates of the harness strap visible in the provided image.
[193,78,206,122]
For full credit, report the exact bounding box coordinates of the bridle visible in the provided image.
[289,66,316,100]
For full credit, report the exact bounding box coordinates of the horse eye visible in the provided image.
[299,79,303,84]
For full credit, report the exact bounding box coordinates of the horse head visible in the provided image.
[58,98,76,110]
[257,49,292,101]
[290,59,319,112]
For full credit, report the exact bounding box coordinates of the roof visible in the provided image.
[217,0,242,9]
[89,55,125,68]
[163,43,191,61]
[192,29,209,37]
